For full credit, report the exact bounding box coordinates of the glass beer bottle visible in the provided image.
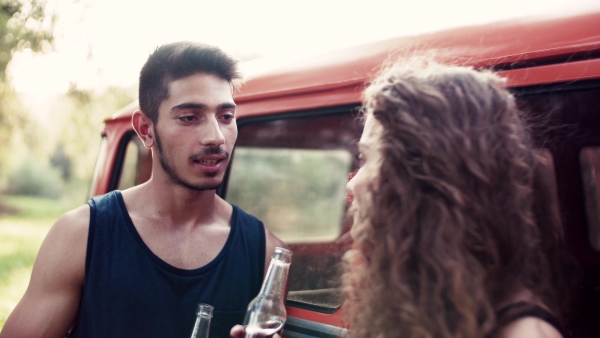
[190,303,213,338]
[243,247,292,337]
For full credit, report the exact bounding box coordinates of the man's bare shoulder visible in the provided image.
[35,203,90,285]
[38,204,90,262]
[265,226,287,249]
[37,204,90,267]
[51,204,90,238]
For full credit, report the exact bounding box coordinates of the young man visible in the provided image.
[1,42,286,338]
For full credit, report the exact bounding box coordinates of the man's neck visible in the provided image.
[127,178,224,227]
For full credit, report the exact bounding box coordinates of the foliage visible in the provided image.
[55,84,136,181]
[6,154,64,198]
[50,142,72,180]
[0,0,54,79]
[0,82,24,178]
[0,0,55,181]
[0,86,47,189]
[0,83,136,197]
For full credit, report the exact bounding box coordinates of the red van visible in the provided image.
[90,5,600,337]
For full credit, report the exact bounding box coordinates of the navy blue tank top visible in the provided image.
[69,191,265,338]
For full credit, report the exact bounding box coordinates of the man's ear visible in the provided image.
[132,110,155,149]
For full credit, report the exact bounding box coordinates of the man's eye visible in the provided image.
[222,114,235,121]
[178,116,195,122]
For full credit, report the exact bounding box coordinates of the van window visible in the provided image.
[117,133,152,190]
[227,109,360,312]
[516,85,600,253]
[228,147,351,243]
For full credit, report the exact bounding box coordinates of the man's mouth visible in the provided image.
[190,149,228,172]
[192,156,227,173]
[197,159,218,166]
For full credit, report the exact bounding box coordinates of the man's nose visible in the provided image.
[201,117,225,146]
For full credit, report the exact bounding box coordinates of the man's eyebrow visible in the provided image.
[219,102,237,110]
[170,102,237,112]
[170,103,208,112]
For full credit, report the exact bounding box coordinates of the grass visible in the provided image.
[0,194,79,330]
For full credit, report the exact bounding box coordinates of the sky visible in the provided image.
[6,0,598,99]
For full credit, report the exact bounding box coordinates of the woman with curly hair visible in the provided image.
[344,59,573,338]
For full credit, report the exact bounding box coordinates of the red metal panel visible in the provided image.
[286,307,346,327]
[236,83,362,118]
[236,6,600,103]
[500,58,600,87]
[91,117,137,197]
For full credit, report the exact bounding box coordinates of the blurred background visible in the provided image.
[0,0,594,329]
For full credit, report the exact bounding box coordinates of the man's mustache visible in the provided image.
[190,147,229,160]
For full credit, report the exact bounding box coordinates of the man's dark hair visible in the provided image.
[138,41,242,123]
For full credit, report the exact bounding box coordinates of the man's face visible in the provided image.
[153,72,237,191]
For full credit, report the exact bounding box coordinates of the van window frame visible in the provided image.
[222,103,361,314]
[108,131,141,192]
[88,132,108,199]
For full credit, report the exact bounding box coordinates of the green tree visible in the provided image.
[0,0,54,180]
[0,0,54,79]
[0,81,24,179]
[57,84,136,181]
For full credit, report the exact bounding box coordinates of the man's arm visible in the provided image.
[263,227,288,278]
[0,205,89,338]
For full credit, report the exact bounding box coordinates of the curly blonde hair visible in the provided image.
[343,59,569,338]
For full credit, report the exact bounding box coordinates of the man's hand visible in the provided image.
[230,325,282,338]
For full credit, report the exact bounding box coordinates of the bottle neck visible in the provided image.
[190,303,213,338]
[259,258,290,299]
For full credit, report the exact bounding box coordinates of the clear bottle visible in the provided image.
[243,247,292,337]
[190,303,213,338]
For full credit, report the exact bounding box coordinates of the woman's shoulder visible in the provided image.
[498,316,563,338]
[496,289,565,338]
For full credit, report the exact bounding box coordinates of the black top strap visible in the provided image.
[494,301,566,337]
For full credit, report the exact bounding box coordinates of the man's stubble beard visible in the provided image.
[154,129,223,192]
